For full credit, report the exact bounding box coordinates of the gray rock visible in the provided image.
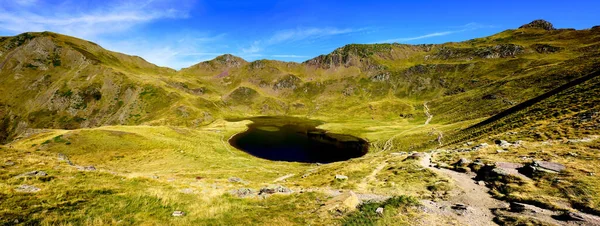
[466,142,474,146]
[471,143,489,151]
[16,185,41,193]
[16,170,47,178]
[532,160,566,173]
[228,177,246,183]
[559,211,585,221]
[335,175,348,180]
[491,167,510,177]
[77,166,96,171]
[4,161,15,166]
[510,202,528,212]
[495,140,511,148]
[454,158,470,166]
[229,188,255,198]
[58,153,74,165]
[172,211,185,217]
[451,203,468,210]
[180,188,194,194]
[259,185,292,195]
[376,207,384,215]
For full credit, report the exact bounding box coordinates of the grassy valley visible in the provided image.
[1,20,600,225]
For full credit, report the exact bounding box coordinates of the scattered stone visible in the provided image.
[390,152,407,156]
[495,140,511,148]
[496,149,508,153]
[466,142,474,146]
[567,138,593,144]
[476,181,486,186]
[228,177,246,184]
[15,185,41,193]
[454,158,471,167]
[172,211,185,217]
[58,153,74,165]
[16,170,48,178]
[4,161,15,166]
[568,152,579,157]
[513,140,523,146]
[451,203,468,210]
[259,185,292,195]
[229,188,255,198]
[376,207,384,216]
[77,166,96,171]
[150,175,159,179]
[471,143,489,151]
[180,188,194,194]
[335,175,348,180]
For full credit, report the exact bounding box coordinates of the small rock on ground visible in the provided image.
[172,211,185,217]
[16,170,47,178]
[335,175,348,180]
[229,188,255,198]
[4,161,15,166]
[228,177,247,184]
[16,185,41,193]
[376,207,384,215]
[259,185,292,195]
[77,166,96,171]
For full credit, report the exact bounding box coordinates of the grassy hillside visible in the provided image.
[1,20,600,225]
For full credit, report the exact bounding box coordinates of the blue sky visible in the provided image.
[0,0,598,69]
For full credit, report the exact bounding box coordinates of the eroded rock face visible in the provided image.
[519,20,556,31]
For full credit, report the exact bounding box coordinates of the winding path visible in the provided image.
[419,153,505,226]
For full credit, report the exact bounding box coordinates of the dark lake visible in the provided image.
[228,116,369,163]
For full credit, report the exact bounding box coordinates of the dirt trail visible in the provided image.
[419,153,505,226]
[357,160,388,192]
[424,102,433,125]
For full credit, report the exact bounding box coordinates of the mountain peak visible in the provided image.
[211,54,247,67]
[519,19,555,31]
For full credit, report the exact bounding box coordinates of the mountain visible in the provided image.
[1,21,600,144]
[1,20,600,225]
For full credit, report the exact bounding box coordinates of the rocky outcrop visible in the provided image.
[434,44,524,60]
[519,20,556,31]
[531,44,562,53]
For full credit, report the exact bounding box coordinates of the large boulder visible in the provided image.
[519,20,555,31]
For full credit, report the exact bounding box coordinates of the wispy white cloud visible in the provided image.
[268,27,363,44]
[240,27,365,57]
[376,22,492,43]
[0,0,192,38]
[98,32,227,70]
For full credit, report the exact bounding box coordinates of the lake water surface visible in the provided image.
[228,116,368,163]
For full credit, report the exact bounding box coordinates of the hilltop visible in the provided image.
[1,20,600,225]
